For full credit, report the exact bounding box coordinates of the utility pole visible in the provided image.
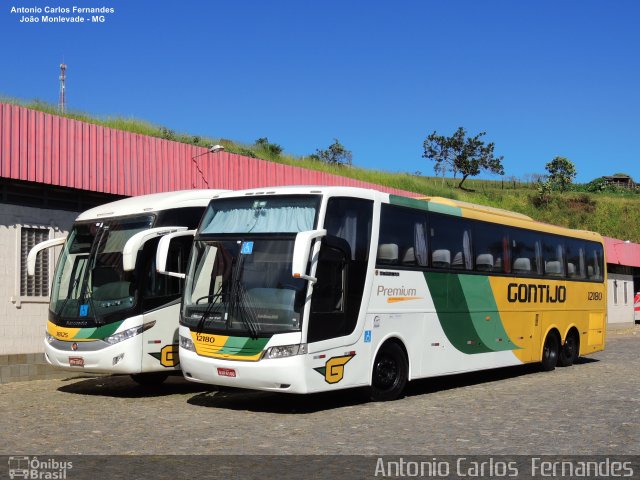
[58,63,66,113]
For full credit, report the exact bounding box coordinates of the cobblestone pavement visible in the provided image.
[1,327,638,456]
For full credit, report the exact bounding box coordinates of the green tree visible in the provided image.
[313,138,353,166]
[545,156,576,192]
[254,137,283,157]
[422,127,504,189]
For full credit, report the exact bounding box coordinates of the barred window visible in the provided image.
[20,227,50,297]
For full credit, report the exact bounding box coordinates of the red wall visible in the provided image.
[0,103,418,197]
[604,237,640,268]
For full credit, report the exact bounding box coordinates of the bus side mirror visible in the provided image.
[122,227,188,272]
[27,236,67,276]
[156,230,196,278]
[292,229,327,284]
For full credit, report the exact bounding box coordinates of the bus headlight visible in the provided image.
[180,334,195,352]
[264,344,307,359]
[46,332,55,344]
[104,321,155,345]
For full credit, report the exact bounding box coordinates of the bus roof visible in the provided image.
[76,189,228,221]
[415,196,534,221]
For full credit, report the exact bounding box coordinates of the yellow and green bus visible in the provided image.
[160,186,606,400]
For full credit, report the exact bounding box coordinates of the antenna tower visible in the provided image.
[58,63,67,113]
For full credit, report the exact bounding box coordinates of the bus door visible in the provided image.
[139,236,192,371]
[305,197,373,387]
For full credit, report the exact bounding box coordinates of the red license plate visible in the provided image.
[69,356,84,367]
[217,367,236,378]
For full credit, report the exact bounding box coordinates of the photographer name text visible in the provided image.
[9,5,116,24]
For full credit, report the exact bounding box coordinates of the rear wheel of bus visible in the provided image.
[558,330,580,367]
[541,331,560,371]
[370,342,408,401]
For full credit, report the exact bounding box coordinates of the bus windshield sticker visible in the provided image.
[79,304,89,316]
[241,241,254,255]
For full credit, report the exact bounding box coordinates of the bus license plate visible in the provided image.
[69,357,84,367]
[217,367,236,378]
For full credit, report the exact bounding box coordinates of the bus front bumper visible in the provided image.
[179,347,309,393]
[43,335,143,374]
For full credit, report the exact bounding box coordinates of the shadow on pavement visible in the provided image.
[187,358,599,413]
[187,387,369,414]
[57,374,213,398]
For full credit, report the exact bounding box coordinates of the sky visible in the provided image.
[1,0,639,183]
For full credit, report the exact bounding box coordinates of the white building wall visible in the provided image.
[607,272,634,325]
[0,203,78,355]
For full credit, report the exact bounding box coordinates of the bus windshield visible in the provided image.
[50,215,155,324]
[182,195,319,336]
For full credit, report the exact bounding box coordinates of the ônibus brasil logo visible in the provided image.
[8,456,72,479]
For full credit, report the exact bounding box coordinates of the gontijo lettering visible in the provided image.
[507,283,567,303]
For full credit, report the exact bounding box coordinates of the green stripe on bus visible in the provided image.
[217,336,269,356]
[457,275,517,352]
[73,321,123,340]
[389,195,462,216]
[424,272,491,354]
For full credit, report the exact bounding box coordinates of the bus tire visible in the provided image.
[130,372,170,386]
[541,332,560,371]
[369,342,408,401]
[558,331,580,367]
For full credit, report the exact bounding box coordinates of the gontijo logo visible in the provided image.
[314,354,355,384]
[376,285,422,303]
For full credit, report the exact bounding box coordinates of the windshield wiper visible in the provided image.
[195,284,224,333]
[227,253,261,339]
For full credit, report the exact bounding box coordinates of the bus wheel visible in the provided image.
[558,331,580,367]
[541,332,560,371]
[370,342,408,401]
[130,372,170,386]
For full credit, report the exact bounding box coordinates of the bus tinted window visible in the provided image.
[430,214,472,270]
[509,229,542,275]
[565,240,587,279]
[377,205,428,268]
[543,236,565,277]
[586,242,604,281]
[325,197,372,262]
[473,222,505,273]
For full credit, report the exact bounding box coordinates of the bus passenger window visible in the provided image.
[430,214,472,271]
[543,237,565,277]
[565,240,586,279]
[377,204,428,268]
[473,223,505,273]
[509,229,541,276]
[586,243,604,281]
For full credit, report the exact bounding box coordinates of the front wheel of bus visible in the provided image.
[130,372,170,386]
[541,332,560,371]
[370,342,408,402]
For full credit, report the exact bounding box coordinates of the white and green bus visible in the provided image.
[28,189,225,385]
[160,186,606,400]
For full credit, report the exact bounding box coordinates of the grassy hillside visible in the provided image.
[2,96,639,242]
